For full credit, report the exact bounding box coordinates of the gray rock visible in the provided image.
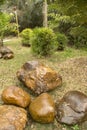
[0,46,14,59]
[56,91,87,125]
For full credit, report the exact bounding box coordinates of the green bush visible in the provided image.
[31,28,57,56]
[3,23,18,36]
[20,28,33,47]
[56,33,68,50]
[70,26,87,48]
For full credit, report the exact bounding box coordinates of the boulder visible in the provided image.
[0,46,14,59]
[2,86,31,108]
[0,105,27,130]
[3,53,14,59]
[56,91,87,125]
[17,61,62,94]
[17,61,42,82]
[29,93,55,123]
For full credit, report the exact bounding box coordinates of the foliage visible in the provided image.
[20,28,33,46]
[63,124,80,130]
[2,23,18,36]
[48,1,87,48]
[56,33,68,50]
[48,3,75,34]
[70,26,87,48]
[7,0,43,31]
[0,0,5,5]
[57,16,75,34]
[48,3,61,31]
[0,12,10,38]
[71,124,80,130]
[31,27,57,56]
[57,0,87,25]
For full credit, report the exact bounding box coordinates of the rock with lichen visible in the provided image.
[0,105,27,130]
[17,61,62,94]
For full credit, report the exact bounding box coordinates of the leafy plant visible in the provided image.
[56,33,68,50]
[2,23,18,36]
[20,28,33,47]
[71,124,80,130]
[70,26,87,48]
[7,0,43,31]
[31,27,57,56]
[0,12,10,37]
[63,124,80,130]
[0,12,11,46]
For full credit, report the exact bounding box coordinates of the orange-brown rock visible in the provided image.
[2,86,31,108]
[29,93,55,123]
[56,91,87,125]
[0,105,27,130]
[17,61,62,94]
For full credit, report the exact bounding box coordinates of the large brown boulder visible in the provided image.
[0,46,14,59]
[17,61,62,94]
[2,86,31,108]
[0,105,27,130]
[29,93,55,123]
[56,91,87,125]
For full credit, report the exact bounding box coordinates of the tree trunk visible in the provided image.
[42,0,47,27]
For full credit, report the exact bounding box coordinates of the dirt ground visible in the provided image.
[53,56,87,99]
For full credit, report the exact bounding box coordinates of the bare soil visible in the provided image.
[53,56,87,100]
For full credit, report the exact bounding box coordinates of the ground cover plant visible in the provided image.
[0,37,87,130]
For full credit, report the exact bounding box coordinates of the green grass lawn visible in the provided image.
[0,37,87,130]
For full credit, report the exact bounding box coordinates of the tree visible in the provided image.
[0,12,10,46]
[6,0,43,30]
[42,0,48,27]
[0,0,7,46]
[57,0,87,25]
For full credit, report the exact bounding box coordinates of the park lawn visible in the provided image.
[0,37,87,130]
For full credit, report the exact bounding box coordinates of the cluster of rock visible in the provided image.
[0,61,87,130]
[0,45,14,59]
[1,86,55,129]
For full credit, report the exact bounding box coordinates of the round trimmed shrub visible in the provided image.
[31,28,57,56]
[21,28,33,47]
[56,33,68,50]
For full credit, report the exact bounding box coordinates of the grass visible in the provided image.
[0,37,87,130]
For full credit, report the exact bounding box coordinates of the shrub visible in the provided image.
[3,23,18,36]
[57,16,75,34]
[31,28,57,56]
[70,26,87,48]
[56,33,68,50]
[20,28,33,47]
